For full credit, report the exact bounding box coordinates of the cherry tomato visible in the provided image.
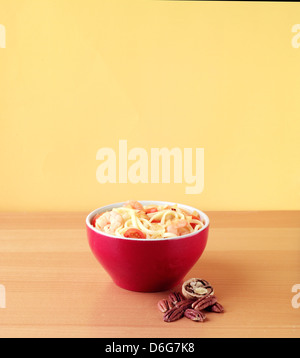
[124,228,146,239]
[91,213,103,227]
[191,215,200,220]
[190,215,201,229]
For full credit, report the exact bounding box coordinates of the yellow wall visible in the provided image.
[0,0,299,211]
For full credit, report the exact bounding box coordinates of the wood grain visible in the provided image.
[0,211,299,338]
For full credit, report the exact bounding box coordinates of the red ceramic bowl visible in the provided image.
[86,201,210,292]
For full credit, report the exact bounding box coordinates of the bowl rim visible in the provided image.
[86,200,210,242]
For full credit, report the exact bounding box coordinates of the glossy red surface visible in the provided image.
[86,202,209,292]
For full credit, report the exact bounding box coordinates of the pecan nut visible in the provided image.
[175,298,196,310]
[184,309,206,322]
[182,278,214,299]
[168,291,184,305]
[163,306,184,322]
[206,302,224,313]
[192,295,217,311]
[157,299,172,313]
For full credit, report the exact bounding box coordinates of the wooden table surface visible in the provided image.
[0,211,299,338]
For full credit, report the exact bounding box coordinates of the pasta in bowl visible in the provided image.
[86,201,210,292]
[92,200,205,239]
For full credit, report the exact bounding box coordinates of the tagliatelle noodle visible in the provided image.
[95,202,204,239]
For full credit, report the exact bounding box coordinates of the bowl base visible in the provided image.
[112,278,182,293]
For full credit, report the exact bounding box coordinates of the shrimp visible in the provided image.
[123,200,144,211]
[167,219,190,237]
[97,211,124,234]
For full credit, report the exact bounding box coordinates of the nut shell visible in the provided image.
[182,278,214,299]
